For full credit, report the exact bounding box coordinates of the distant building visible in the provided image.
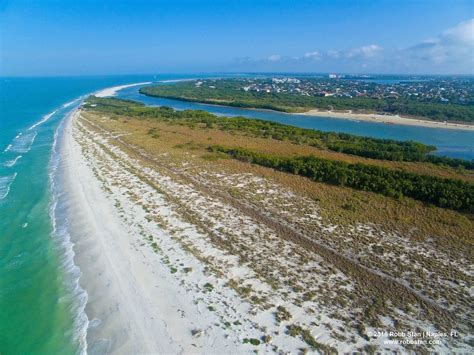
[328,73,338,79]
[272,78,300,84]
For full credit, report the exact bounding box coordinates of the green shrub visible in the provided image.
[210,145,474,213]
[85,96,473,169]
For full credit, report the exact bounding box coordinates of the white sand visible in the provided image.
[94,82,152,98]
[62,112,171,352]
[302,109,474,131]
[61,112,248,353]
[62,110,351,353]
[59,106,469,353]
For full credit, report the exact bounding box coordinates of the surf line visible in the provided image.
[28,110,59,130]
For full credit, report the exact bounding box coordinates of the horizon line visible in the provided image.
[2,71,474,79]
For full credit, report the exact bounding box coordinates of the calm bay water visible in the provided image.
[0,75,472,354]
[118,86,474,161]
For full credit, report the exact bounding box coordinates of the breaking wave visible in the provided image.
[4,155,23,168]
[49,109,89,354]
[0,173,17,200]
[28,110,58,130]
[4,131,37,154]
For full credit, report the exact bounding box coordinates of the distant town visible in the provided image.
[195,75,474,105]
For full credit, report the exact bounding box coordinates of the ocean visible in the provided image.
[0,75,473,354]
[0,76,162,354]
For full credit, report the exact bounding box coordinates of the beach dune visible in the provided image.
[57,89,472,354]
[61,111,248,354]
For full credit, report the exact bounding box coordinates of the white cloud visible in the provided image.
[267,54,282,62]
[406,19,474,66]
[442,18,474,44]
[263,44,383,65]
[303,51,321,59]
[346,44,382,58]
[326,49,341,59]
[231,19,474,74]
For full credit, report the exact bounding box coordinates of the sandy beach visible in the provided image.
[61,109,365,354]
[94,82,152,98]
[5,2,473,354]
[302,109,474,131]
[57,97,472,353]
[61,111,254,353]
[95,81,474,132]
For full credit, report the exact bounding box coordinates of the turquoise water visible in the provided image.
[1,75,473,354]
[0,76,165,354]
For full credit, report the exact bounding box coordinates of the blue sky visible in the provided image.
[1,0,473,75]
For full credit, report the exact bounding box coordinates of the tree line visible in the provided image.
[208,145,474,213]
[84,96,474,170]
[140,81,474,123]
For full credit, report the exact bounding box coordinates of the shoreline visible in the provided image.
[94,82,152,98]
[139,93,474,132]
[61,111,180,353]
[61,107,360,354]
[60,110,253,353]
[50,108,89,353]
[301,109,474,131]
[55,99,471,353]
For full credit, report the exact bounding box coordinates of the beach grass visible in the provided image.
[77,106,474,352]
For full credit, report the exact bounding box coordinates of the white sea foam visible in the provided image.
[28,110,58,130]
[42,85,141,353]
[0,173,17,200]
[17,84,148,353]
[49,109,89,354]
[4,131,37,153]
[4,155,23,167]
[63,97,83,108]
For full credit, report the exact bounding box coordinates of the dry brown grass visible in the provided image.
[80,110,474,348]
[85,111,474,181]
[83,111,473,252]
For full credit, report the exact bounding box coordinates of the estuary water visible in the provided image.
[118,85,474,160]
[0,74,473,354]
